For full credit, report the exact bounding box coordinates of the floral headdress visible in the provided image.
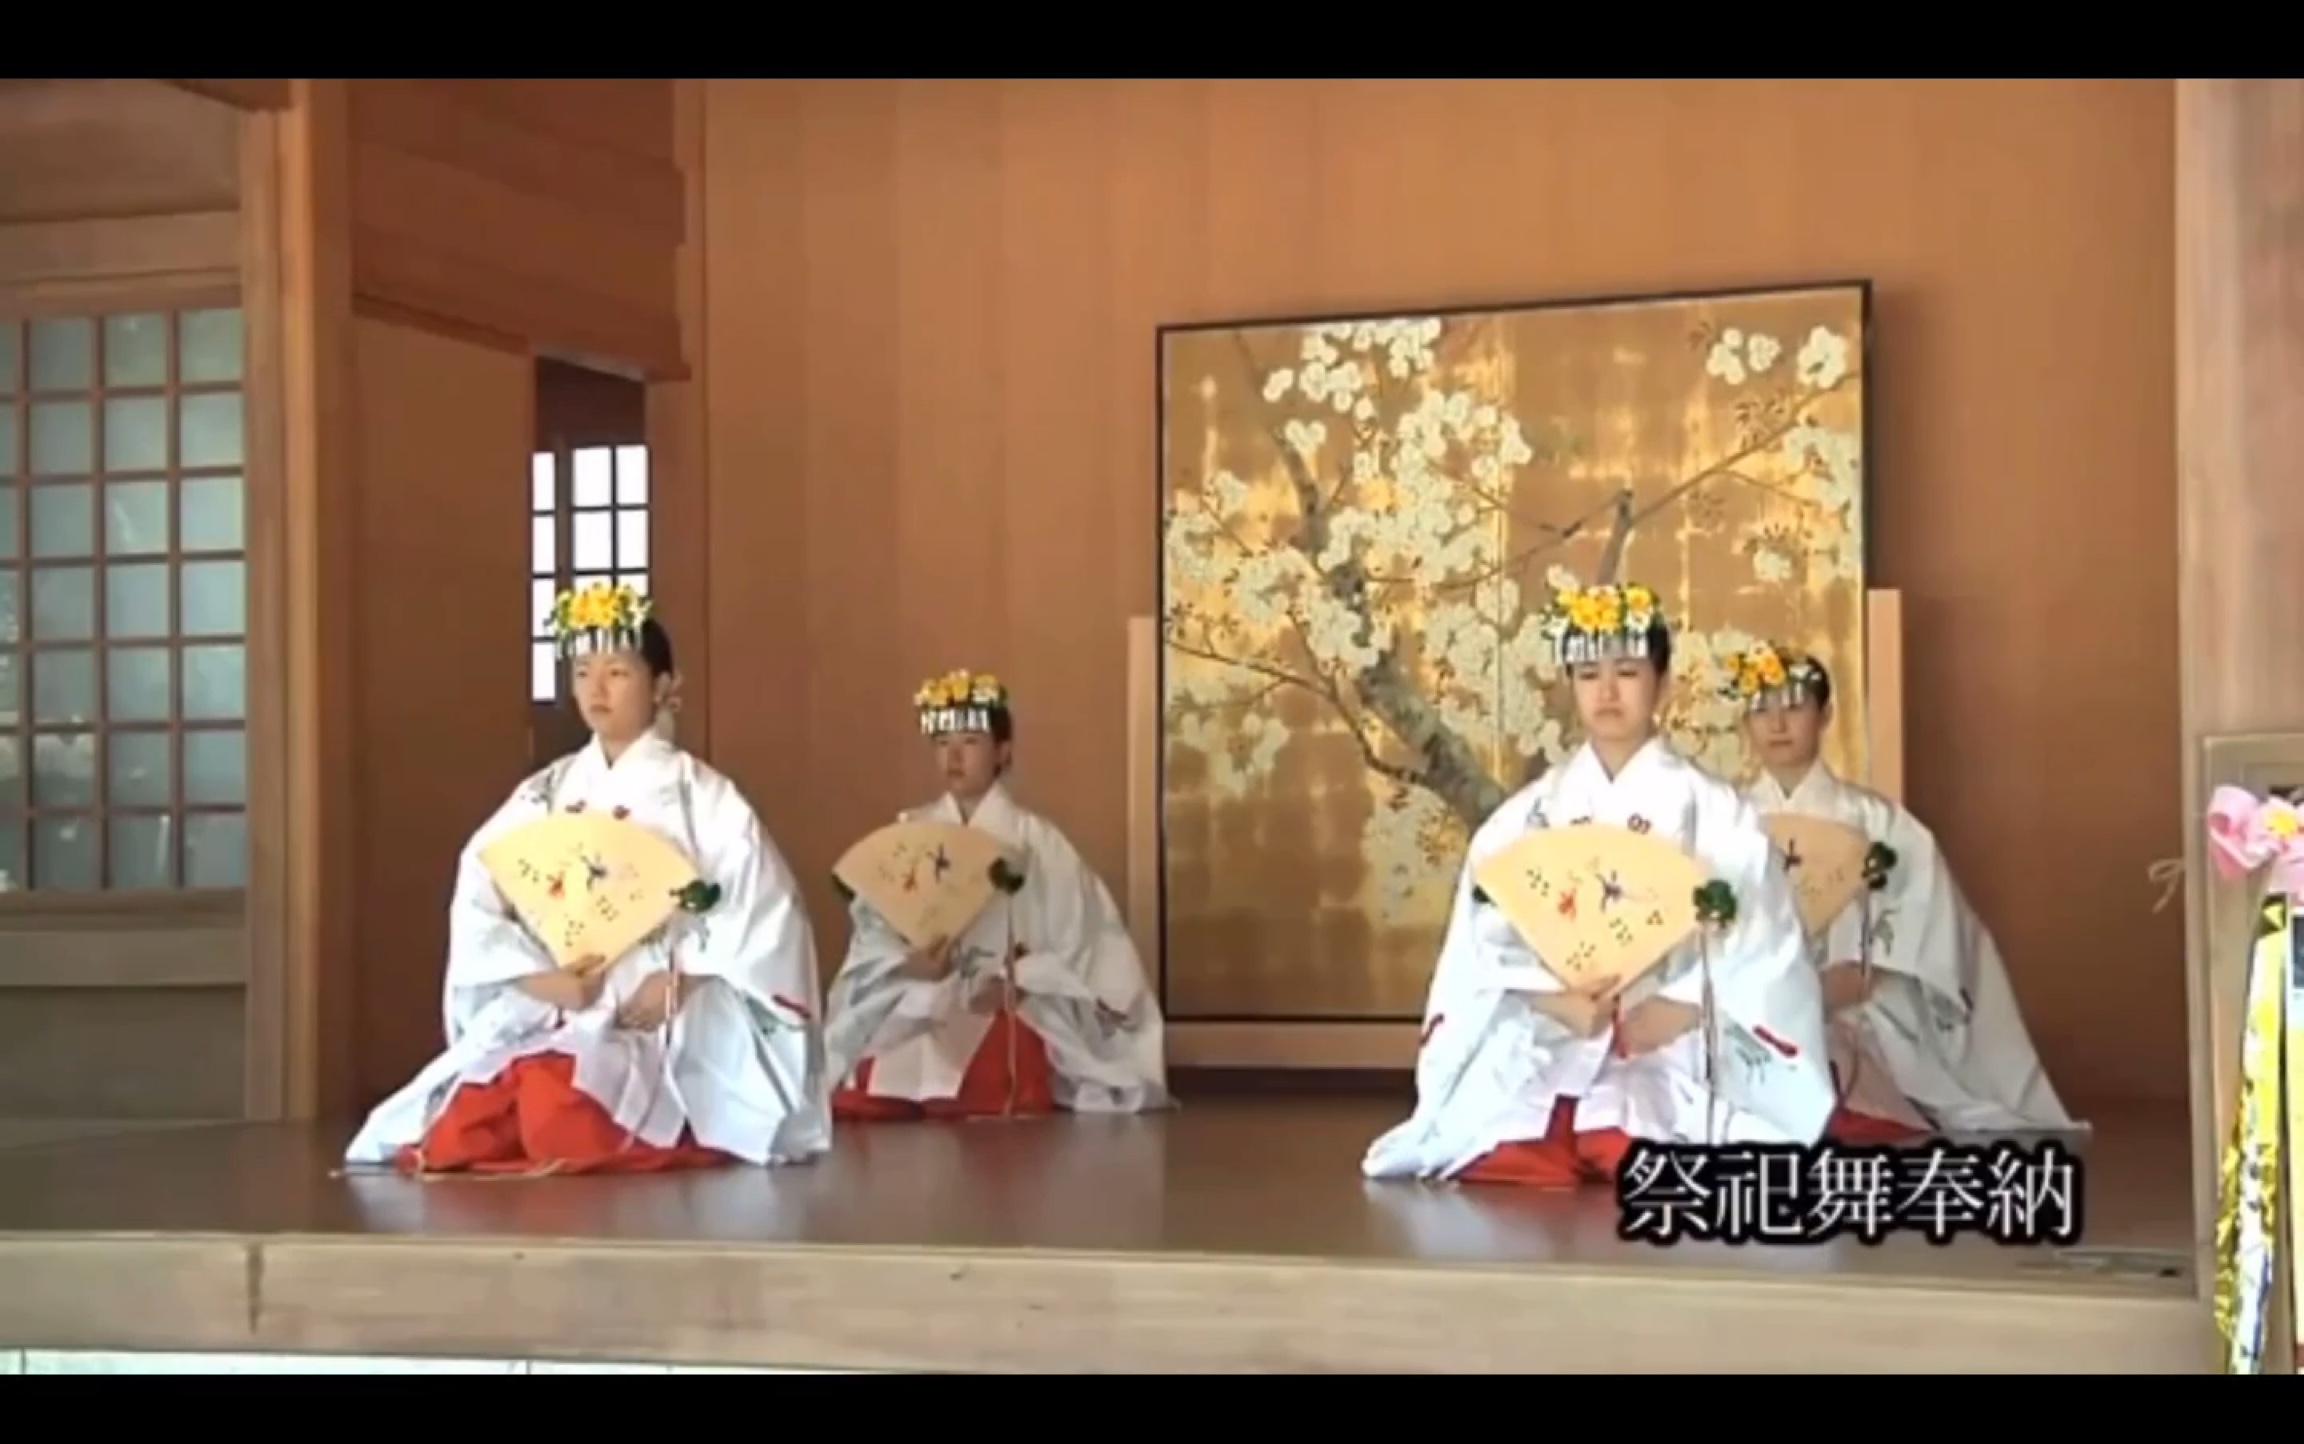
[915,669,1011,737]
[1718,641,1828,712]
[1539,581,1664,665]
[548,581,652,659]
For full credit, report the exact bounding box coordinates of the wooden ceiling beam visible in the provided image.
[164,79,293,111]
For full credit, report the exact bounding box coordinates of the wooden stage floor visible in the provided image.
[0,1092,2213,1373]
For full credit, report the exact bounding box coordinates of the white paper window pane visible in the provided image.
[530,516,555,575]
[572,511,613,571]
[531,579,558,637]
[530,453,555,512]
[530,641,558,702]
[574,573,611,593]
[616,509,648,569]
[572,447,613,508]
[620,572,650,597]
[182,812,246,888]
[615,445,649,505]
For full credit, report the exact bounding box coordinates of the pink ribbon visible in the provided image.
[2206,785,2304,894]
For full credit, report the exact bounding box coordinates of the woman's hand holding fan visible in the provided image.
[516,965,605,1012]
[1533,990,1614,1038]
[615,971,685,1030]
[901,935,957,982]
[1614,997,1701,1057]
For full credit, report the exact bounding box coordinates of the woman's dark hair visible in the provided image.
[1563,619,1675,680]
[988,709,1014,746]
[1803,656,1834,710]
[635,618,676,678]
[1641,619,1673,679]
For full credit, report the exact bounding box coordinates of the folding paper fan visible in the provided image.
[1761,814,1870,937]
[480,812,702,974]
[834,820,1019,951]
[1471,823,1710,995]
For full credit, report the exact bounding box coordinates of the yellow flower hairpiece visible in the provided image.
[548,581,651,655]
[1720,642,1825,704]
[914,669,1011,737]
[913,669,1009,711]
[1541,581,1660,641]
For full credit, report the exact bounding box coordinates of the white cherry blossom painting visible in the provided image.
[1157,284,1871,1022]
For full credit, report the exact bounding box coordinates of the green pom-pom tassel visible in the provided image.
[830,874,855,904]
[1693,879,1738,928]
[675,879,724,914]
[989,858,1028,895]
[1470,883,1493,907]
[1862,841,1898,892]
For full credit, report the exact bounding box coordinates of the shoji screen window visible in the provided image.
[0,308,249,892]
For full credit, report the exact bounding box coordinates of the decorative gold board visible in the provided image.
[835,820,1016,951]
[1470,823,1709,995]
[1761,814,1869,937]
[480,812,701,974]
[1156,286,1872,1024]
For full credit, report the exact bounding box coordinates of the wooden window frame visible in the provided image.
[529,441,651,704]
[0,302,252,899]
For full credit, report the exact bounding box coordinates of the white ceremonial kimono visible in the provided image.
[1365,738,1834,1182]
[823,783,1168,1114]
[344,734,832,1168]
[1745,762,2083,1135]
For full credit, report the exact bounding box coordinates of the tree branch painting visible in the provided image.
[1159,287,1869,1020]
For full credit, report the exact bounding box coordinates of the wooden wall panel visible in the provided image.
[0,914,242,989]
[0,213,235,288]
[694,83,810,829]
[698,79,2184,1108]
[0,900,244,1120]
[536,358,645,445]
[0,81,239,315]
[0,985,243,1119]
[643,79,710,759]
[425,81,676,163]
[162,81,290,112]
[348,317,533,1110]
[2174,79,2304,1261]
[345,81,683,378]
[0,81,237,223]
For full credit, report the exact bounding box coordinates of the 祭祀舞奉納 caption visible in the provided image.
[1612,1138,2084,1247]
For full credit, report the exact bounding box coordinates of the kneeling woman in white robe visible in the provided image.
[344,586,831,1175]
[1365,583,1833,1188]
[1735,642,2082,1137]
[825,671,1168,1120]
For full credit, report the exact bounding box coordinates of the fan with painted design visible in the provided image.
[1760,814,1869,937]
[833,820,1024,950]
[480,812,702,974]
[1471,823,1712,996]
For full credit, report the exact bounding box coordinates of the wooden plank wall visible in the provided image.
[0,80,250,1123]
[345,81,685,378]
[346,318,534,1109]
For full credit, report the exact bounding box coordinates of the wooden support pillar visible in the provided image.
[644,78,710,759]
[244,80,360,1121]
[2177,78,2304,1349]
